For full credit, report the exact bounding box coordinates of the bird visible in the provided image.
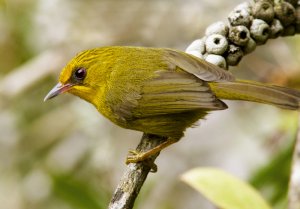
[44,46,300,164]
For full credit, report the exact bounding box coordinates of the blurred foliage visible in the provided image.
[52,174,108,209]
[0,0,35,73]
[247,112,298,208]
[250,119,297,208]
[182,168,272,209]
[250,141,293,207]
[0,0,300,209]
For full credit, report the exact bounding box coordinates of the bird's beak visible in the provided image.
[44,83,73,101]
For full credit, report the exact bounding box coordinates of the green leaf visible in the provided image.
[181,167,272,209]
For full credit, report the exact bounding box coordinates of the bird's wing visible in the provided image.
[163,49,235,82]
[113,70,227,120]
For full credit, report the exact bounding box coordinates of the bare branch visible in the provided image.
[108,134,167,209]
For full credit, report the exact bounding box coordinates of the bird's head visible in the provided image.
[44,49,107,104]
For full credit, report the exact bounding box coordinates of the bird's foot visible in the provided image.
[126,150,157,172]
[125,138,178,172]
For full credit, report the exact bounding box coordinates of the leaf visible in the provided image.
[181,167,272,209]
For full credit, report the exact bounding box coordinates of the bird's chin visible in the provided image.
[68,86,96,104]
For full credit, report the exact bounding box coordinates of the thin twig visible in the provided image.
[108,134,167,209]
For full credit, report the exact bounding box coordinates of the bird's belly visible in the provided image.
[125,110,208,139]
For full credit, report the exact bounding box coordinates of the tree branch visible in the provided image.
[108,134,167,209]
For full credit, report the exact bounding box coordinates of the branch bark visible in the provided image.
[108,134,167,209]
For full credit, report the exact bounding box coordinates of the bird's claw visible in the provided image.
[126,150,158,172]
[126,150,144,164]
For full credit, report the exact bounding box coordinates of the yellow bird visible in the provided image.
[44,46,300,163]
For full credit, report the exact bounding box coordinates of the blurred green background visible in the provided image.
[0,0,300,209]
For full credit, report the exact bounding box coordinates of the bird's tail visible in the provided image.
[209,80,300,110]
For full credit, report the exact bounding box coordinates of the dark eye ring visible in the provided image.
[74,67,87,80]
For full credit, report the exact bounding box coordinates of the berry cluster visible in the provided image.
[186,0,300,69]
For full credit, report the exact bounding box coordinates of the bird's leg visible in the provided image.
[126,137,177,165]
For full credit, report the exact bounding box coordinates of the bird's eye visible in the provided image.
[74,67,86,81]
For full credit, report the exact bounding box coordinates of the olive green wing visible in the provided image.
[163,49,235,82]
[109,48,233,121]
[113,70,227,120]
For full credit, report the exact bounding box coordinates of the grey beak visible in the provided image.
[44,83,72,101]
